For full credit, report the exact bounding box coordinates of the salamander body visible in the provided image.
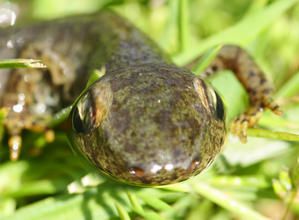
[0,10,279,185]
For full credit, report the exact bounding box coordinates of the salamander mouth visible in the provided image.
[123,156,202,185]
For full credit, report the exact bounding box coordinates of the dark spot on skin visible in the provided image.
[124,143,136,153]
[131,130,136,138]
[154,109,174,130]
[263,88,272,94]
[249,89,257,96]
[249,71,255,78]
[272,105,279,110]
[171,172,178,180]
[140,176,152,184]
[260,78,267,85]
[173,148,183,158]
[211,65,218,72]
[250,111,258,116]
[185,117,201,145]
[241,118,247,123]
[110,108,130,134]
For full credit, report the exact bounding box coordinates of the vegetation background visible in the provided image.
[1,0,299,219]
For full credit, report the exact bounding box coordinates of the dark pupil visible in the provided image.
[71,92,97,134]
[72,107,87,133]
[214,92,225,121]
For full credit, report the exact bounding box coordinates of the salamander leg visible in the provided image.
[1,43,69,160]
[190,45,281,142]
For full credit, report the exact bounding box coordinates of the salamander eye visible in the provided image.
[193,78,225,121]
[206,86,225,121]
[72,92,96,134]
[71,81,113,134]
[213,91,225,121]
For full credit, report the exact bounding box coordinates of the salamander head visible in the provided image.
[71,65,226,186]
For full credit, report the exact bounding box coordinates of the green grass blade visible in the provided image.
[0,59,46,69]
[174,0,299,65]
[48,68,104,127]
[127,192,144,213]
[48,106,72,128]
[0,191,116,220]
[247,128,299,142]
[0,108,7,143]
[138,194,171,211]
[85,68,105,88]
[177,0,189,52]
[115,202,131,220]
[192,45,223,75]
[190,181,270,220]
[163,196,194,219]
[0,198,16,218]
[207,176,269,189]
[5,179,68,198]
[275,71,299,98]
[132,209,166,220]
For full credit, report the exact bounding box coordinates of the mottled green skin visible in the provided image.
[0,10,226,185]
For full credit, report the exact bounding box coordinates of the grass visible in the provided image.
[0,59,46,69]
[1,0,299,219]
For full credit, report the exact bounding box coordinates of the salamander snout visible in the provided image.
[71,69,226,186]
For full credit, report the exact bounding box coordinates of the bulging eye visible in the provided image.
[72,92,96,134]
[210,89,225,121]
[71,81,113,134]
[205,85,225,121]
[193,78,225,121]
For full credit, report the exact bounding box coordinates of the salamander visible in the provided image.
[0,10,280,185]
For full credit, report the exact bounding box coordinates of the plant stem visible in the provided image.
[178,0,189,52]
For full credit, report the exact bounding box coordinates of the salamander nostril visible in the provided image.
[129,166,145,178]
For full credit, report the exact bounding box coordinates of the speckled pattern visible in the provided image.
[72,64,225,185]
[0,10,278,185]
